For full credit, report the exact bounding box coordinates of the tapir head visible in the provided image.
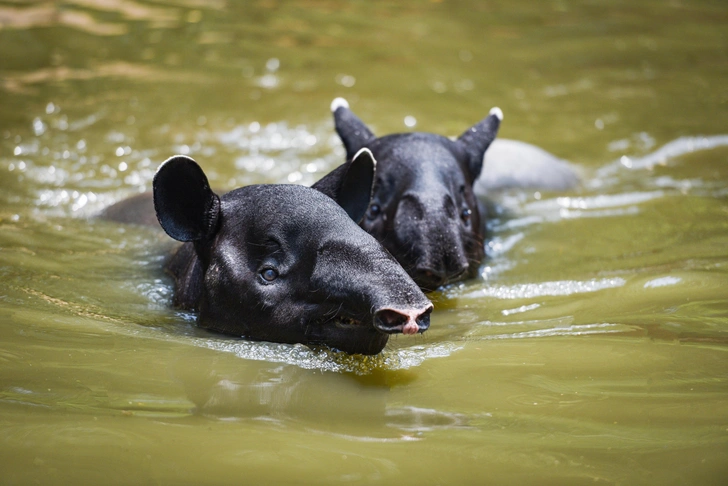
[328,98,502,291]
[153,153,432,355]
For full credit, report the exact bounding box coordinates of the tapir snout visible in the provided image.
[374,305,432,335]
[390,189,474,290]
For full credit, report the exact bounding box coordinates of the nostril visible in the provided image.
[375,309,408,328]
[415,305,433,332]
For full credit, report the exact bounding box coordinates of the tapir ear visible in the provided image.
[153,155,221,242]
[331,98,376,160]
[311,148,376,223]
[457,107,503,180]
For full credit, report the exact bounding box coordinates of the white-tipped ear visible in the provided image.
[310,147,377,223]
[457,110,502,180]
[339,147,377,223]
[352,147,376,169]
[332,99,376,160]
[331,97,350,112]
[153,156,220,242]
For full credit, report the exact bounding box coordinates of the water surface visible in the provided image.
[1,1,727,484]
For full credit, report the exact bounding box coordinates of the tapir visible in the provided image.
[329,98,503,291]
[101,149,433,355]
[328,98,579,292]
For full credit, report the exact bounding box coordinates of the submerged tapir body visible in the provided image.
[328,98,503,291]
[103,151,432,355]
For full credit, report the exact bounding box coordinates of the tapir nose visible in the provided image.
[413,264,469,292]
[373,304,433,335]
[393,192,471,290]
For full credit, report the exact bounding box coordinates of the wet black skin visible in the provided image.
[104,153,432,355]
[330,103,501,291]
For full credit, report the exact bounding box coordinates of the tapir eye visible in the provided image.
[461,208,472,223]
[260,268,278,282]
[367,203,381,219]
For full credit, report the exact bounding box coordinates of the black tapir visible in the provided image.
[328,98,503,291]
[102,150,433,355]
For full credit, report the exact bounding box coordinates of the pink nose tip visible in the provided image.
[373,305,433,335]
[401,318,419,335]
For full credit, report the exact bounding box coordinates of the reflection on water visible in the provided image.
[1,0,728,484]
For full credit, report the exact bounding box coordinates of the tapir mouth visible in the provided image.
[412,265,469,292]
[331,315,366,329]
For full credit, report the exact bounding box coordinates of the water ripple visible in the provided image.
[485,323,632,340]
[597,135,728,177]
[463,278,626,300]
[196,338,462,375]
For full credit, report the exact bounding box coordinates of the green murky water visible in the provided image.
[1,1,727,484]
